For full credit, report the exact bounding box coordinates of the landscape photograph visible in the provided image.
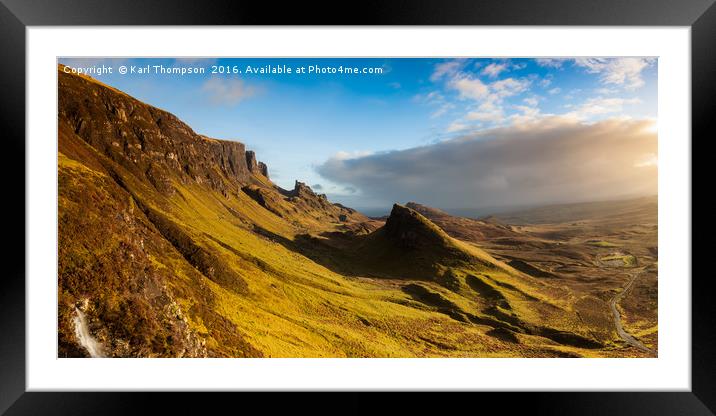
[57,57,658,358]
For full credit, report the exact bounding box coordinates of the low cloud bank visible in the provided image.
[317,117,657,210]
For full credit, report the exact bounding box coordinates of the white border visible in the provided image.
[27,27,691,391]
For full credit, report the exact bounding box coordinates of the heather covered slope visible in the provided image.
[57,66,652,358]
[58,66,368,357]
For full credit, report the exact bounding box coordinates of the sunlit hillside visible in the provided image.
[57,66,656,358]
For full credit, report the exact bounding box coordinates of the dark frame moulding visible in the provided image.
[0,0,711,414]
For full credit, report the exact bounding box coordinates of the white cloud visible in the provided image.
[465,101,505,122]
[465,111,503,123]
[567,96,641,119]
[513,105,540,118]
[574,57,655,90]
[595,87,619,95]
[413,91,444,104]
[448,75,490,100]
[426,58,654,145]
[481,63,509,78]
[490,78,531,98]
[508,105,543,125]
[333,150,374,160]
[535,58,567,68]
[202,77,259,105]
[442,73,532,130]
[430,60,463,81]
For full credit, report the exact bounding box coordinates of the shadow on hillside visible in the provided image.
[251,225,379,278]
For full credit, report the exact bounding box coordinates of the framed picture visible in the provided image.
[2,0,710,414]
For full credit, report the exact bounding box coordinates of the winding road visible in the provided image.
[609,270,654,354]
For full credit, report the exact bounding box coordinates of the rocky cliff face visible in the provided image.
[58,65,266,196]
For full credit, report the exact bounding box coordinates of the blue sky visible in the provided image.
[60,57,657,214]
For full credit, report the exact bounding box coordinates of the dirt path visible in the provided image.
[609,270,654,354]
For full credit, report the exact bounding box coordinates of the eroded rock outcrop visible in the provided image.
[258,162,269,178]
[245,150,259,173]
[384,204,454,250]
[289,181,314,197]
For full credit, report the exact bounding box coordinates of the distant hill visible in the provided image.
[483,196,658,225]
[406,202,518,241]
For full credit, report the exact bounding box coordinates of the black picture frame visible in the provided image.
[1,0,710,414]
